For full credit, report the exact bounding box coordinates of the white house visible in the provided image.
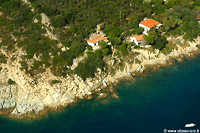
[130,34,145,45]
[139,18,160,35]
[87,37,108,49]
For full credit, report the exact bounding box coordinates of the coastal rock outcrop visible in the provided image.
[0,34,199,118]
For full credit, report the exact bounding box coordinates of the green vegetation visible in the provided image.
[134,45,142,49]
[99,41,111,56]
[75,50,104,80]
[161,42,178,55]
[154,0,200,40]
[119,43,129,56]
[8,78,16,85]
[51,80,62,85]
[0,53,7,63]
[109,37,122,46]
[0,0,200,80]
[144,27,168,50]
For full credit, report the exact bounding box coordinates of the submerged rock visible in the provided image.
[97,93,108,99]
[112,93,119,99]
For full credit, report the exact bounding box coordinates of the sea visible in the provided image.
[0,56,200,133]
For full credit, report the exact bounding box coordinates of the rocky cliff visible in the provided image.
[0,36,199,119]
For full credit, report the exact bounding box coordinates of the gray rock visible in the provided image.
[0,102,3,109]
[3,101,11,109]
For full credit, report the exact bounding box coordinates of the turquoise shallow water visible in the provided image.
[0,56,200,133]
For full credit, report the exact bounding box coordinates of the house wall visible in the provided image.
[87,40,107,47]
[87,42,96,47]
[130,37,134,42]
[143,30,148,35]
[130,37,139,45]
[139,24,150,31]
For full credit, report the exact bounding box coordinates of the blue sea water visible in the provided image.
[0,56,200,133]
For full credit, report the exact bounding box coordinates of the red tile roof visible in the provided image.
[131,34,144,41]
[140,19,160,29]
[87,37,107,43]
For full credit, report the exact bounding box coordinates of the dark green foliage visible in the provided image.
[103,25,122,37]
[133,27,144,35]
[144,35,154,44]
[151,0,166,15]
[109,37,121,46]
[124,27,144,36]
[134,45,142,49]
[8,79,16,85]
[0,0,200,80]
[51,15,66,28]
[20,61,28,71]
[99,41,107,49]
[29,0,153,45]
[51,80,62,85]
[75,50,104,80]
[32,60,40,70]
[158,0,200,40]
[102,48,110,56]
[119,43,128,56]
[144,27,168,50]
[0,53,7,63]
[98,41,112,56]
[70,41,86,57]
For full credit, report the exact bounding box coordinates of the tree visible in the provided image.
[109,37,121,46]
[75,50,105,80]
[119,43,128,56]
[144,27,168,50]
[102,48,109,56]
[8,79,16,85]
[0,53,7,63]
[52,15,66,27]
[103,25,122,37]
[99,41,107,49]
[144,35,154,44]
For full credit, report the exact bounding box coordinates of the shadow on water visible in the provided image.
[0,117,6,125]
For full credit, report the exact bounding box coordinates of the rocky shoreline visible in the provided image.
[0,36,199,120]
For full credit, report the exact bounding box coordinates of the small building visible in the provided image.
[139,18,160,35]
[87,36,108,48]
[130,34,145,45]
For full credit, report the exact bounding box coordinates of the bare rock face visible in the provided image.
[41,13,50,27]
[0,51,107,117]
[0,73,17,110]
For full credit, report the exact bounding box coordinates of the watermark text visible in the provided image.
[164,129,199,133]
